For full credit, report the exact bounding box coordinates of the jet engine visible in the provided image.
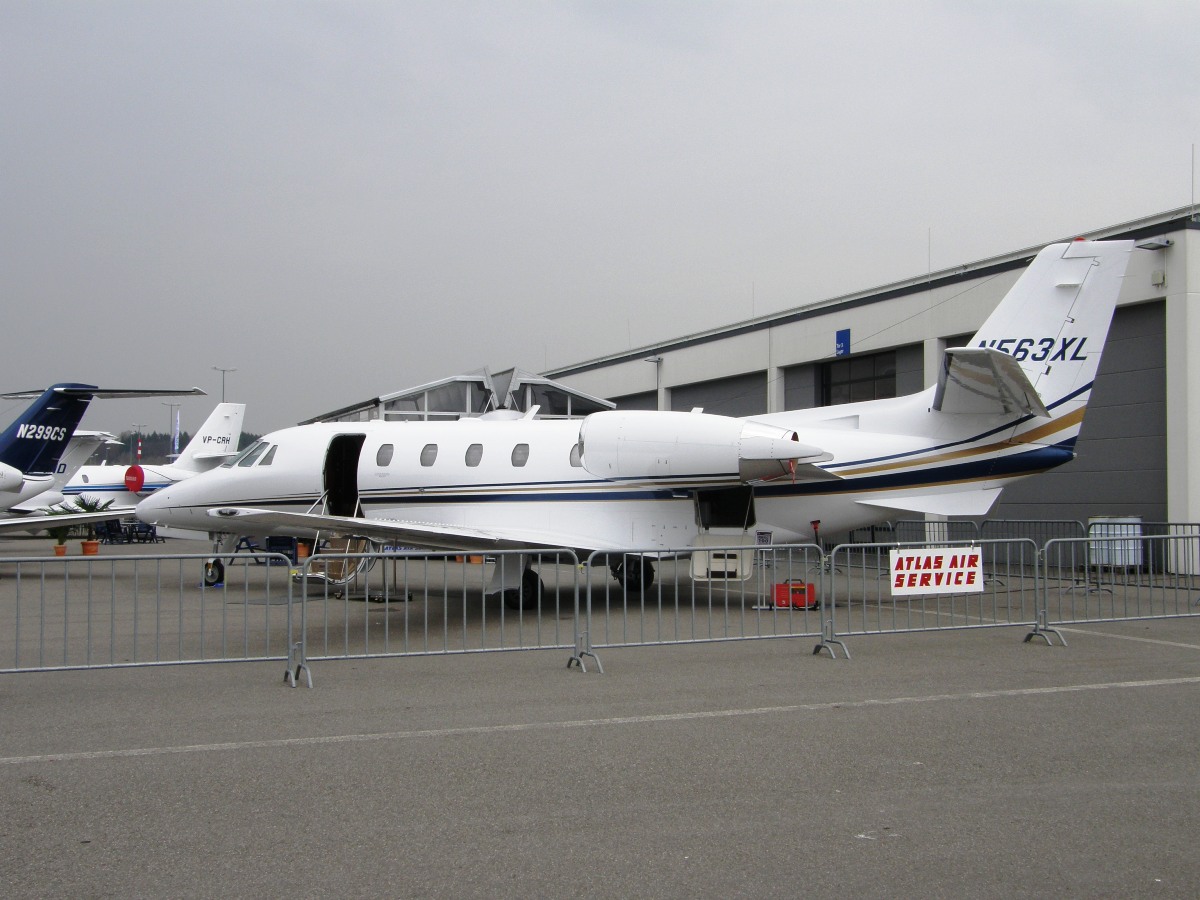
[0,460,25,493]
[578,410,828,484]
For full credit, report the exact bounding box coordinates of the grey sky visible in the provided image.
[3,1,1198,436]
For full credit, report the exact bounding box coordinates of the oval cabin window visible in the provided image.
[511,444,529,467]
[465,443,483,467]
[420,444,438,467]
[376,444,394,467]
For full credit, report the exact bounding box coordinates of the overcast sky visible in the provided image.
[3,1,1198,438]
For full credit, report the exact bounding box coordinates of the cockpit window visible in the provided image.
[223,440,266,468]
[237,442,269,468]
[259,445,277,466]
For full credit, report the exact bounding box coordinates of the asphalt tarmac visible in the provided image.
[3,615,1200,898]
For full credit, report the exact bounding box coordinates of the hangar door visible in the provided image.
[988,302,1166,522]
[671,372,767,417]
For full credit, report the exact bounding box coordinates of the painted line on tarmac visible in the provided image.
[4,675,1200,767]
[1056,627,1200,651]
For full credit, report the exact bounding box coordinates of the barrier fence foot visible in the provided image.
[285,640,313,688]
[813,637,849,659]
[285,663,313,688]
[1024,627,1067,647]
[567,650,603,674]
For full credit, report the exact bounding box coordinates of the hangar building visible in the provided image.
[542,206,1200,536]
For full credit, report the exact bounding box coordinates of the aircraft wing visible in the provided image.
[204,508,587,553]
[0,510,122,535]
[932,348,1050,417]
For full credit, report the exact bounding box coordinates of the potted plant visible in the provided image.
[70,494,115,555]
[44,515,72,556]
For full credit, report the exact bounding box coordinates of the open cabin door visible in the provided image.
[692,486,757,582]
[323,433,366,518]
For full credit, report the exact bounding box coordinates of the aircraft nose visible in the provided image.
[135,487,170,524]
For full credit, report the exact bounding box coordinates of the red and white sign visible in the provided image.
[124,465,145,494]
[889,548,983,596]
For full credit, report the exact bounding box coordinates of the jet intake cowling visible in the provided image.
[579,410,823,484]
[0,461,24,493]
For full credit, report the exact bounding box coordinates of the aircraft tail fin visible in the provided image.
[949,239,1133,444]
[173,403,246,472]
[0,383,98,477]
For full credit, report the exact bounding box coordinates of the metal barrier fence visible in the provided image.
[5,531,1200,682]
[822,539,1040,656]
[1034,534,1200,644]
[579,545,826,665]
[0,552,295,673]
[289,548,584,684]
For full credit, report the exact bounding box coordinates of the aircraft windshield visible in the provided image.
[222,440,265,468]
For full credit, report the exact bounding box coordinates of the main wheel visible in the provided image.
[503,568,544,610]
[203,559,225,587]
[611,557,655,592]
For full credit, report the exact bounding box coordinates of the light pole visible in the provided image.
[162,401,181,457]
[130,423,145,464]
[211,365,237,402]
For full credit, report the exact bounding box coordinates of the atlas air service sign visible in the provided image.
[889,548,983,596]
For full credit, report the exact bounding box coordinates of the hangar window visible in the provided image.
[376,444,394,467]
[465,443,483,467]
[511,444,529,467]
[420,444,438,467]
[570,443,583,467]
[821,350,896,405]
[260,445,277,466]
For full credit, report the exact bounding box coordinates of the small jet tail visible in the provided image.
[935,239,1133,446]
[0,383,98,477]
[172,403,246,473]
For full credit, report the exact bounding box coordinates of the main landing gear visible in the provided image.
[610,557,656,592]
[501,566,544,611]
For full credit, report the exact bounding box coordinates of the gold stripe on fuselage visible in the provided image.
[833,408,1084,478]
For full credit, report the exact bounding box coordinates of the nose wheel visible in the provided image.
[203,559,224,587]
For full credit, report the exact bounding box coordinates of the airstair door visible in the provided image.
[692,486,757,582]
[324,433,366,517]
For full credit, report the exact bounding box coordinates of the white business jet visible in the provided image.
[136,240,1132,601]
[13,402,245,514]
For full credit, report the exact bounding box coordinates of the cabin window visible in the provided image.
[236,442,268,468]
[511,444,529,467]
[420,444,438,467]
[81,474,90,483]
[376,444,394,467]
[821,350,896,405]
[465,443,483,467]
[260,445,277,466]
[569,443,583,467]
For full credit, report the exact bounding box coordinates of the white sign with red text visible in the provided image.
[889,548,983,596]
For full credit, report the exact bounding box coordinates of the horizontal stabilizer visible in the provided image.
[0,386,206,400]
[932,348,1050,417]
[856,487,1003,517]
